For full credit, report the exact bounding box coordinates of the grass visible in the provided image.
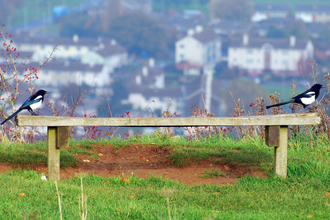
[201,169,227,178]
[0,133,329,219]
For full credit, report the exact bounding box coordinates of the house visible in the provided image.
[11,34,126,62]
[28,60,110,87]
[122,59,184,116]
[81,40,128,72]
[175,26,221,71]
[255,18,291,37]
[295,5,330,23]
[11,34,101,59]
[228,35,314,76]
[251,4,290,22]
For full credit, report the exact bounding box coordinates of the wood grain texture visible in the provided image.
[16,113,320,127]
[273,126,288,178]
[48,127,60,181]
[57,126,70,149]
[265,126,280,147]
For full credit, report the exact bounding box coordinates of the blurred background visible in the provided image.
[1,0,329,125]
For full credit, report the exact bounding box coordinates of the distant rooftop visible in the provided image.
[229,37,309,50]
[296,4,330,12]
[254,4,290,12]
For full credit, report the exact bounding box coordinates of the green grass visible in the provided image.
[201,169,227,178]
[0,133,329,219]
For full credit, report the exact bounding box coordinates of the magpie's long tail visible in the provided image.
[1,109,23,125]
[266,100,294,109]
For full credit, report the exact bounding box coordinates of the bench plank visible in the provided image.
[16,113,320,127]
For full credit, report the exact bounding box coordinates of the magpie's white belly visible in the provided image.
[30,101,42,110]
[300,96,315,105]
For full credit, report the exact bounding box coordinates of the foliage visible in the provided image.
[209,0,254,21]
[201,169,227,178]
[213,61,229,79]
[286,20,309,39]
[108,13,177,58]
[266,25,286,38]
[0,27,57,142]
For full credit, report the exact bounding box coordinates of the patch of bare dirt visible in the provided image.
[0,145,267,185]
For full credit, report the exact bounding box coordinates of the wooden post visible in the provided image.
[265,125,280,147]
[57,126,70,149]
[273,126,288,178]
[47,127,60,181]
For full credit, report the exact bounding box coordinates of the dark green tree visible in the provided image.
[108,13,177,58]
[214,61,229,79]
[209,0,254,21]
[287,21,309,39]
[266,25,286,38]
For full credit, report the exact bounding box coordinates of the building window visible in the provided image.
[246,59,254,64]
[180,44,185,48]
[180,54,184,59]
[247,49,253,54]
[233,58,237,63]
[282,50,289,55]
[282,60,289,65]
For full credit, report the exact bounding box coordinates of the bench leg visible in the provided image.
[274,126,288,178]
[48,127,60,181]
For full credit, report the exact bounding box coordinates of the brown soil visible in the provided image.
[0,145,267,185]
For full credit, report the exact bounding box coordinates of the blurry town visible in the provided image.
[1,0,330,132]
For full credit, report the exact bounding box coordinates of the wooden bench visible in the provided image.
[16,113,320,180]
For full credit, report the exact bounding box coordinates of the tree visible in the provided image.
[214,61,229,79]
[108,13,177,58]
[266,25,286,38]
[0,0,24,22]
[287,21,309,39]
[101,0,122,33]
[209,0,253,21]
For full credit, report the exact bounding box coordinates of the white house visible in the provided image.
[175,26,221,68]
[28,60,110,87]
[251,4,290,22]
[11,34,127,65]
[295,5,330,23]
[121,59,184,115]
[81,40,128,72]
[228,34,314,76]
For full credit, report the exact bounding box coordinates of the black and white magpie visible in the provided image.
[266,84,325,109]
[1,89,49,125]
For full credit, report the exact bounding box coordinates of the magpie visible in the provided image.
[1,90,49,125]
[266,84,325,109]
